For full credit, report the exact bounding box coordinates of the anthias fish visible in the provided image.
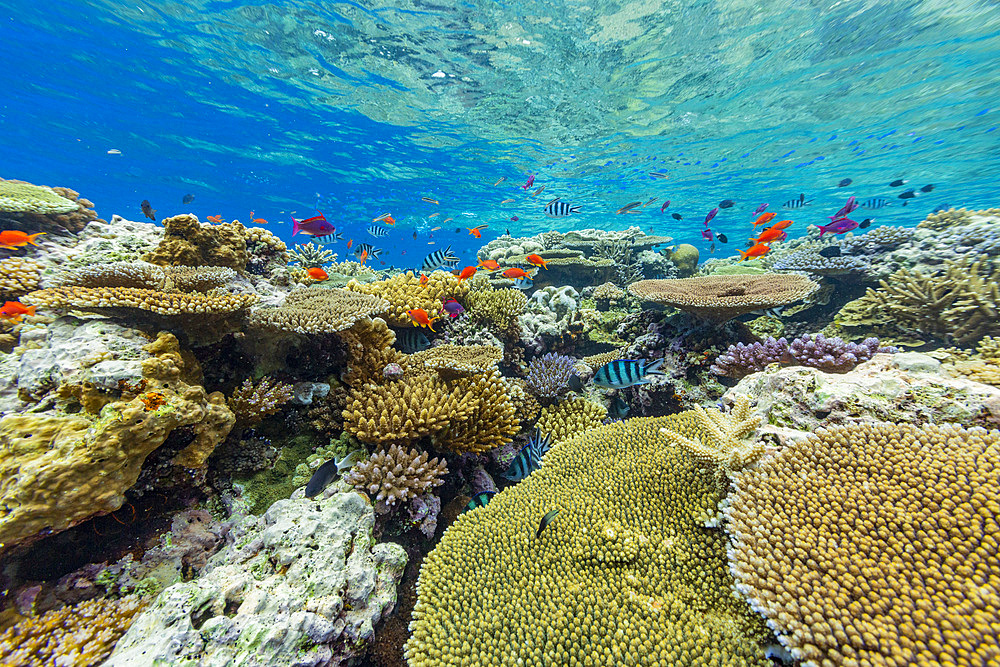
[0,301,35,322]
[738,242,771,261]
[592,358,665,388]
[704,207,719,225]
[829,196,858,220]
[817,217,859,236]
[752,212,777,227]
[441,298,465,317]
[526,254,548,269]
[292,211,335,236]
[0,230,45,249]
[307,267,328,281]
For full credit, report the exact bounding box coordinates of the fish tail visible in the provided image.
[818,227,827,238]
[645,358,666,375]
[291,216,300,236]
[25,305,35,317]
[27,232,46,245]
[737,249,748,262]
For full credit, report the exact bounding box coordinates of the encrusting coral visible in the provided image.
[0,595,148,666]
[0,257,43,298]
[629,274,819,322]
[405,412,772,666]
[247,286,389,334]
[0,178,104,232]
[345,270,469,327]
[726,422,1000,667]
[142,214,249,271]
[345,444,448,509]
[227,376,294,426]
[536,396,608,443]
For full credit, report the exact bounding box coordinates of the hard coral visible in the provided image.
[247,286,389,334]
[142,213,249,271]
[345,444,447,509]
[524,352,577,398]
[726,422,1000,667]
[345,270,469,327]
[536,396,607,443]
[288,241,336,268]
[0,178,104,232]
[629,274,819,322]
[0,257,43,298]
[465,283,527,333]
[711,334,893,378]
[227,376,294,426]
[408,343,502,379]
[405,413,772,666]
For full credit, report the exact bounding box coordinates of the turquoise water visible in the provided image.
[2,0,999,266]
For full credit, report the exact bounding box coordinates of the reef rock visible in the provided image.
[722,353,1000,447]
[105,490,407,667]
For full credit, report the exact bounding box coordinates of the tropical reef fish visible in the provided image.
[207,215,223,223]
[536,509,561,538]
[501,267,534,280]
[818,246,842,258]
[397,328,431,353]
[441,298,465,317]
[407,308,440,331]
[592,358,665,388]
[493,177,506,186]
[566,374,583,392]
[671,213,682,220]
[753,212,777,227]
[860,198,891,209]
[889,179,908,187]
[617,201,642,215]
[422,197,439,205]
[511,276,533,290]
[504,428,552,482]
[532,186,546,197]
[367,225,390,238]
[837,178,852,187]
[704,207,719,226]
[477,259,500,271]
[373,212,394,224]
[523,174,535,190]
[770,219,793,231]
[0,231,45,250]
[752,203,768,215]
[718,199,735,209]
[781,194,812,209]
[182,193,195,204]
[292,211,336,237]
[428,213,440,219]
[314,231,343,244]
[660,200,670,212]
[501,198,515,204]
[644,197,657,207]
[544,200,581,217]
[830,196,858,220]
[421,245,459,272]
[141,200,156,221]
[354,243,382,260]
[462,492,495,514]
[304,452,364,498]
[817,217,859,237]
[649,172,669,179]
[898,189,917,199]
[702,229,713,242]
[467,224,488,238]
[717,233,728,243]
[859,218,873,229]
[751,227,787,244]
[608,395,629,419]
[526,254,548,270]
[738,242,771,261]
[307,267,329,281]
[0,301,35,322]
[456,266,476,282]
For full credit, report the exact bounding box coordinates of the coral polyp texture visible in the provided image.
[407,343,502,379]
[711,333,893,378]
[0,179,79,214]
[628,273,819,322]
[142,213,249,271]
[725,423,1000,667]
[227,376,294,426]
[345,444,448,508]
[524,351,578,398]
[247,286,389,334]
[405,412,772,666]
[345,270,469,327]
[536,396,608,443]
[0,257,43,298]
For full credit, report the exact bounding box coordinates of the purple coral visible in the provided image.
[711,334,896,379]
[524,352,577,398]
[383,362,404,380]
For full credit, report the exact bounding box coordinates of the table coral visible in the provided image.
[247,286,389,334]
[142,213,249,271]
[405,412,772,666]
[629,274,819,322]
[726,422,1000,667]
[345,270,469,327]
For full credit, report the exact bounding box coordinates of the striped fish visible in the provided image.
[314,231,343,244]
[511,276,534,290]
[421,245,459,272]
[503,428,552,482]
[462,491,495,514]
[396,328,431,353]
[860,198,892,209]
[781,194,813,209]
[367,225,390,238]
[592,358,665,388]
[544,199,582,217]
[354,243,382,260]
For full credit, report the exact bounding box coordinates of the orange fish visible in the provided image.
[307,267,329,281]
[428,213,439,219]
[249,211,268,224]
[347,239,353,249]
[419,273,429,286]
[501,198,515,204]
[770,219,794,231]
[526,254,548,270]
[738,243,771,262]
[207,215,223,223]
[457,266,477,282]
[467,224,488,239]
[0,231,45,249]
[407,308,440,332]
[477,259,500,271]
[750,227,787,244]
[752,212,777,228]
[0,301,35,322]
[501,267,533,280]
[358,249,368,264]
[382,216,396,226]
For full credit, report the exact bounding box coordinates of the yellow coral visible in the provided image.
[247,287,388,334]
[345,444,447,506]
[0,257,43,298]
[657,395,763,472]
[344,270,468,327]
[465,283,527,331]
[405,414,772,666]
[536,397,608,444]
[142,214,249,271]
[726,422,1000,667]
[431,371,521,454]
[23,285,256,316]
[337,316,402,387]
[407,343,502,379]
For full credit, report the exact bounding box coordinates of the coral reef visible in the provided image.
[536,396,608,443]
[519,285,587,353]
[0,178,104,233]
[142,214,249,271]
[227,376,294,426]
[771,248,870,276]
[247,286,389,334]
[711,333,893,378]
[407,343,502,379]
[0,257,43,298]
[345,444,448,510]
[466,283,527,334]
[105,490,406,666]
[591,281,626,309]
[726,422,999,666]
[629,274,819,322]
[288,241,336,268]
[405,412,771,666]
[523,352,577,398]
[345,270,469,327]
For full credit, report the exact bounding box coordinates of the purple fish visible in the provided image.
[660,199,670,212]
[441,298,465,318]
[818,217,858,237]
[753,203,768,215]
[704,207,718,226]
[523,174,535,190]
[701,228,714,242]
[291,211,336,236]
[829,196,858,221]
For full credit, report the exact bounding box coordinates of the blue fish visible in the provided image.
[314,231,344,244]
[608,395,630,419]
[592,358,666,388]
[503,427,552,482]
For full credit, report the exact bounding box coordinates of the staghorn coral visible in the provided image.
[524,352,577,398]
[629,274,819,322]
[227,376,294,426]
[726,422,1000,667]
[142,214,249,271]
[711,334,893,378]
[247,287,389,334]
[0,595,147,666]
[0,257,43,298]
[657,396,762,472]
[345,270,469,327]
[465,283,527,333]
[405,413,772,666]
[345,444,447,509]
[918,206,1000,231]
[536,396,608,444]
[288,241,336,268]
[430,372,520,454]
[407,343,502,379]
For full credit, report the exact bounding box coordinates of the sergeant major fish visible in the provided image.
[592,358,666,388]
[544,199,582,217]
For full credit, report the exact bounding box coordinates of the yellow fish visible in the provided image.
[501,198,515,204]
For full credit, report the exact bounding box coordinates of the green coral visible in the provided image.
[466,284,527,331]
[667,243,699,274]
[0,181,78,214]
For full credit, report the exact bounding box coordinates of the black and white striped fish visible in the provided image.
[314,231,343,244]
[421,245,459,272]
[503,428,552,482]
[462,491,495,514]
[366,225,390,238]
[544,199,582,217]
[860,198,892,209]
[354,243,382,260]
[592,358,665,388]
[781,194,813,209]
[395,328,431,353]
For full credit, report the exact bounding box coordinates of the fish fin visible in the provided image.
[737,249,748,261]
[25,306,36,317]
[644,358,666,375]
[27,232,46,244]
[818,227,826,238]
[291,216,300,236]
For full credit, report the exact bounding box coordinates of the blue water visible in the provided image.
[2,0,999,268]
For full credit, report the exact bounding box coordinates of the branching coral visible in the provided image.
[142,214,249,271]
[345,270,469,327]
[227,377,294,426]
[0,595,148,666]
[711,334,893,378]
[726,422,1000,667]
[0,257,43,298]
[247,287,389,334]
[405,413,772,666]
[345,444,447,509]
[629,274,820,322]
[466,283,527,333]
[288,241,336,268]
[592,281,626,309]
[536,397,607,443]
[657,395,762,472]
[524,352,577,398]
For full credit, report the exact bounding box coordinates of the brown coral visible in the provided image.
[536,397,608,444]
[0,257,43,298]
[726,422,1000,667]
[0,178,105,232]
[142,214,249,271]
[247,287,389,334]
[629,274,820,322]
[430,372,521,454]
[407,344,502,379]
[345,444,447,507]
[345,270,469,327]
[227,377,294,426]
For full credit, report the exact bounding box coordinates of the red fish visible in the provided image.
[501,267,533,280]
[419,273,429,286]
[407,308,440,332]
[457,266,477,282]
[523,174,535,190]
[291,211,335,237]
[307,267,329,281]
[750,227,787,244]
[207,215,223,223]
[0,231,45,249]
[752,212,777,228]
[738,243,771,261]
[770,219,793,231]
[0,301,35,322]
[526,254,548,270]
[358,249,368,265]
[347,239,353,249]
[382,216,396,226]
[477,259,500,271]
